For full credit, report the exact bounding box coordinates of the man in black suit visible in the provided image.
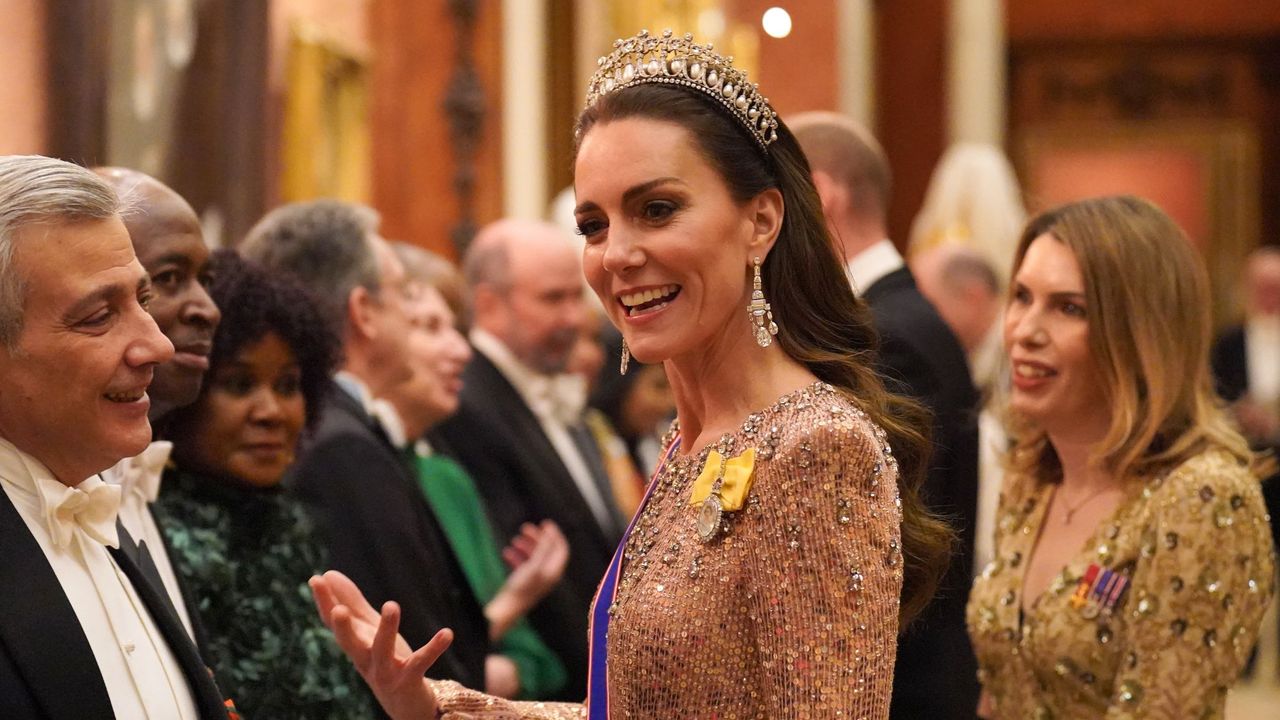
[242,200,490,690]
[792,114,983,719]
[436,219,626,699]
[0,155,231,719]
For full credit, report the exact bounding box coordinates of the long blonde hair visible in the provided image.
[1007,196,1257,483]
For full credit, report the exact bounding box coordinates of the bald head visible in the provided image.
[465,219,585,374]
[912,244,1001,354]
[93,167,220,421]
[95,167,201,243]
[788,110,890,228]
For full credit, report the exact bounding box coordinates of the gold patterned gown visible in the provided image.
[967,448,1276,719]
[430,381,904,718]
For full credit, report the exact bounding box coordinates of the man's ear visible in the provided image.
[746,187,785,258]
[810,169,845,219]
[347,286,379,342]
[469,284,499,329]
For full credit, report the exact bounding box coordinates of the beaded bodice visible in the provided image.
[967,448,1275,719]
[432,381,904,719]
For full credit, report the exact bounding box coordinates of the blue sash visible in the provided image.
[585,435,682,718]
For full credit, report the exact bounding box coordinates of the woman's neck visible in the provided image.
[1048,431,1115,493]
[664,325,816,454]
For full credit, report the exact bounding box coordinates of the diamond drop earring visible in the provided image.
[748,257,778,348]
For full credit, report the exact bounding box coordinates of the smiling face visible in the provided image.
[0,216,174,482]
[395,284,472,430]
[574,117,779,365]
[178,331,306,488]
[1004,233,1108,441]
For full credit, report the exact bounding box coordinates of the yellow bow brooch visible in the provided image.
[689,448,756,541]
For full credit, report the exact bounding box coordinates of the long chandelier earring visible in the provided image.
[620,339,631,375]
[748,257,779,348]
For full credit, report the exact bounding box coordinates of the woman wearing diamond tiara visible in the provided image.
[966,196,1275,718]
[309,29,952,719]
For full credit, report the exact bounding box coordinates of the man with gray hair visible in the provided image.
[0,155,231,719]
[241,199,490,690]
[436,218,624,698]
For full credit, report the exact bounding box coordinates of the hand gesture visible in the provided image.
[484,520,570,639]
[310,570,451,720]
[502,520,570,607]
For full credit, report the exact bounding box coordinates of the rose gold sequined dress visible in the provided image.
[967,448,1276,719]
[430,382,904,718]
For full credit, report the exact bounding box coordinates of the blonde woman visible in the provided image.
[966,195,1275,718]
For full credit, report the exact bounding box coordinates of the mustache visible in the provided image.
[548,328,580,347]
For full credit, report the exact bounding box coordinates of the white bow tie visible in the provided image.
[525,373,588,426]
[37,474,122,550]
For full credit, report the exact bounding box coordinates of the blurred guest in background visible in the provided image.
[242,200,491,688]
[1212,245,1280,674]
[1213,246,1280,485]
[913,245,1004,393]
[436,218,625,698]
[589,330,675,480]
[792,111,981,719]
[382,242,570,700]
[913,245,1008,575]
[968,196,1275,719]
[568,308,646,519]
[155,250,377,719]
[907,142,1026,282]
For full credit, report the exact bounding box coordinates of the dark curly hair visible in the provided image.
[161,249,340,431]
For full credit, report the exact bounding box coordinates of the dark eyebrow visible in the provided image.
[1010,280,1085,301]
[60,275,152,324]
[573,176,686,216]
[142,252,195,271]
[1049,291,1086,303]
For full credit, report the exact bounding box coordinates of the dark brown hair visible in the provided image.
[575,85,952,627]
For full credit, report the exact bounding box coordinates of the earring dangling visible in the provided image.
[748,257,779,348]
[620,339,631,375]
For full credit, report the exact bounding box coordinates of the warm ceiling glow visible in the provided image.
[761,7,792,39]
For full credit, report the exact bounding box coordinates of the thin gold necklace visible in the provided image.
[1057,485,1113,524]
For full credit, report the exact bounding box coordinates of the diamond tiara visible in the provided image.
[584,29,780,153]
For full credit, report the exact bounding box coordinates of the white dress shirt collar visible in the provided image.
[0,437,121,550]
[470,328,588,425]
[104,441,195,639]
[469,328,613,531]
[371,399,410,449]
[334,371,377,416]
[1246,315,1280,404]
[0,436,199,719]
[108,441,173,506]
[846,239,905,297]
